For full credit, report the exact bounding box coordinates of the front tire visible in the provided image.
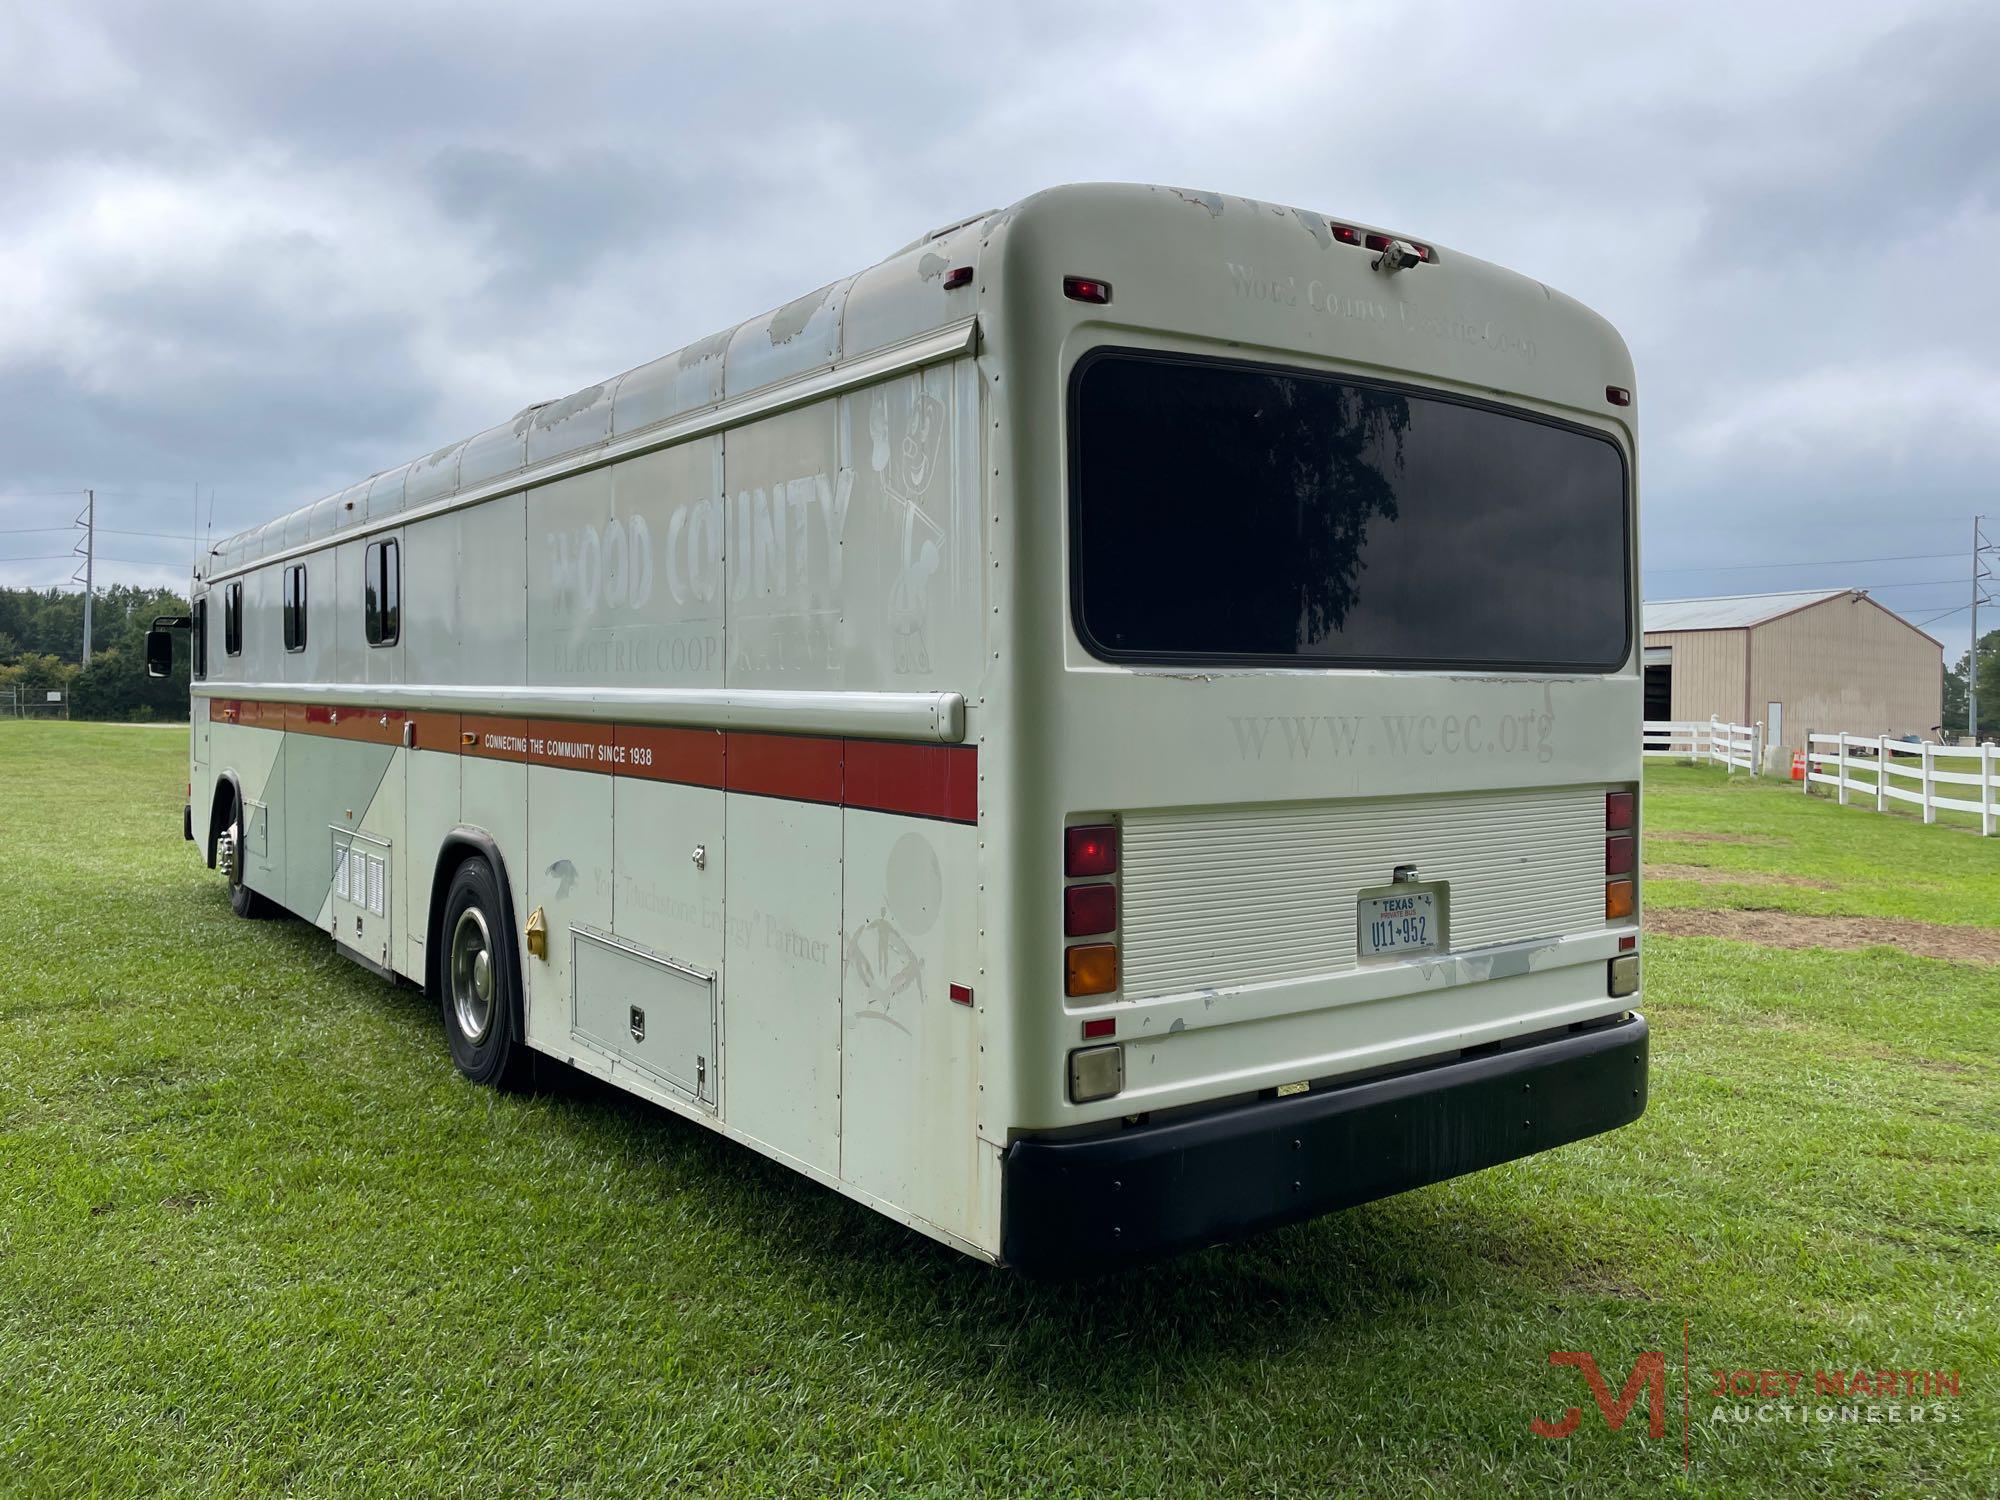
[440,856,531,1089]
[221,793,273,919]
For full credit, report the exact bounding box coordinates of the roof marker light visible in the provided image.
[1606,386,1633,406]
[1063,275,1112,305]
[1330,223,1361,245]
[943,265,973,290]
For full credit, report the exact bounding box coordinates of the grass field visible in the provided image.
[3,726,1994,1498]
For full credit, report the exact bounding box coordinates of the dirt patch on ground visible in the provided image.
[1648,831,1789,847]
[1644,862,1834,890]
[1649,908,2000,964]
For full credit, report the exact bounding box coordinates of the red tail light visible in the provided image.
[1062,275,1112,305]
[1605,835,1635,877]
[1064,825,1118,877]
[1606,789,1635,830]
[1064,883,1117,936]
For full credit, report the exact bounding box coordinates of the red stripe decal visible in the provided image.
[725,732,843,805]
[617,724,725,788]
[210,699,973,822]
[530,719,620,773]
[462,715,530,762]
[844,741,978,823]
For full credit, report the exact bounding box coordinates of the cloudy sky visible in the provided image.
[2,1,1994,658]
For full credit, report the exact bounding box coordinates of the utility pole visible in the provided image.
[1973,515,1993,743]
[73,489,96,665]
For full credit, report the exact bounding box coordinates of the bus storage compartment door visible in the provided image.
[570,928,717,1110]
[330,826,393,975]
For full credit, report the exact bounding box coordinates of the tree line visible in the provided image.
[0,585,191,720]
[1943,628,2000,743]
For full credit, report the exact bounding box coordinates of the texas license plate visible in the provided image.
[1359,889,1441,959]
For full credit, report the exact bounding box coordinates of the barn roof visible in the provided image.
[1643,588,1857,632]
[1643,588,1943,648]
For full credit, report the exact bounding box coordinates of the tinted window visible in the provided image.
[1070,352,1630,670]
[224,582,243,657]
[283,565,307,653]
[364,539,399,647]
[193,597,207,679]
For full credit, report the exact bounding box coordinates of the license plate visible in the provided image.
[1359,889,1441,959]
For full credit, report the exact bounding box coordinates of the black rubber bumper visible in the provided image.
[1001,1013,1648,1275]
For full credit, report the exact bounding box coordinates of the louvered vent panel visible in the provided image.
[1121,788,1605,999]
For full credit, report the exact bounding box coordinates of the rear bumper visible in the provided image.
[1000,1012,1647,1275]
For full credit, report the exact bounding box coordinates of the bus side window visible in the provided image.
[364,539,399,647]
[283,564,307,652]
[193,597,208,679]
[224,582,243,657]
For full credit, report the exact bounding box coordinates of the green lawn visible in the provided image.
[1642,762,2000,924]
[2,725,1994,1498]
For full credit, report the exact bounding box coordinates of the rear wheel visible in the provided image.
[219,789,272,919]
[440,856,531,1088]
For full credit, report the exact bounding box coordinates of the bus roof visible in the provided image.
[204,182,1622,578]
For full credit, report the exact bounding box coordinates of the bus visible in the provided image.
[152,183,1645,1273]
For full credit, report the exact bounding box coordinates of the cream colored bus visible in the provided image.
[153,183,1645,1272]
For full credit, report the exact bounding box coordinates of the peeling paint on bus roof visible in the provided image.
[531,384,609,431]
[677,328,733,369]
[1291,208,1333,249]
[917,251,951,281]
[1171,187,1225,217]
[768,285,832,346]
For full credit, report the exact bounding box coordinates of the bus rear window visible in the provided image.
[1069,352,1630,670]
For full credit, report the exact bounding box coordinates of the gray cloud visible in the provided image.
[1,0,1994,652]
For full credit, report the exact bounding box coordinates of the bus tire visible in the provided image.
[439,856,530,1089]
[222,789,273,920]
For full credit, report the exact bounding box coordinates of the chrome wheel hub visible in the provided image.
[450,906,496,1043]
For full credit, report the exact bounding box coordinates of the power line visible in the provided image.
[1645,550,1961,574]
[0,525,195,540]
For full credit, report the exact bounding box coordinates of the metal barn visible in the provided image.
[1643,589,1944,759]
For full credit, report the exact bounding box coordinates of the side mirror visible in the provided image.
[145,628,174,678]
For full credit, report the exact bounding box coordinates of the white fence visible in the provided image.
[1643,718,1762,775]
[1804,733,1999,836]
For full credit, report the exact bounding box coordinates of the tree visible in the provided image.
[1942,627,2000,740]
[0,585,190,720]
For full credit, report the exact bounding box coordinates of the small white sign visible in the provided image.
[46,690,63,702]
